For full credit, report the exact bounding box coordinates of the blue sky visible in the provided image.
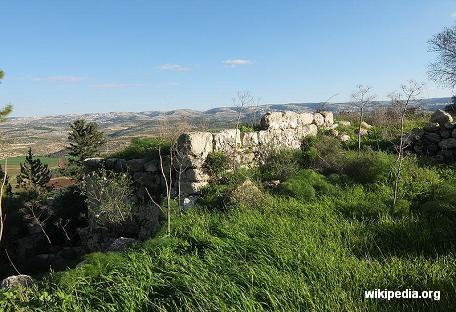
[2,0,456,116]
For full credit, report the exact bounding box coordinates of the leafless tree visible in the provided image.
[428,25,456,88]
[389,80,424,206]
[21,201,53,244]
[233,91,257,146]
[318,93,339,112]
[350,85,376,152]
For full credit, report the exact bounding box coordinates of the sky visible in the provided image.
[2,0,456,117]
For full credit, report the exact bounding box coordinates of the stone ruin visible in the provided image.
[408,109,456,161]
[88,111,336,196]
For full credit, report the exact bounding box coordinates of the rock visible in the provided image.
[127,159,145,172]
[329,129,339,137]
[296,124,318,138]
[105,158,118,169]
[1,275,33,289]
[424,122,440,132]
[213,129,241,151]
[439,138,456,149]
[413,144,423,153]
[84,157,104,169]
[313,113,325,126]
[182,196,199,209]
[260,112,284,130]
[321,111,334,126]
[298,112,314,125]
[263,180,280,189]
[258,129,283,146]
[229,179,266,205]
[423,132,441,143]
[440,129,451,139]
[282,111,300,129]
[114,159,128,171]
[177,132,213,167]
[339,120,351,126]
[360,121,373,130]
[444,122,456,130]
[107,237,138,252]
[431,109,453,125]
[339,134,351,142]
[409,128,425,140]
[144,160,159,172]
[241,132,259,147]
[453,129,456,138]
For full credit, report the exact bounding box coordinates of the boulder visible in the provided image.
[127,159,145,172]
[329,129,339,137]
[431,109,453,125]
[296,124,318,138]
[439,138,456,149]
[453,129,456,138]
[355,128,369,136]
[313,113,325,126]
[144,160,159,172]
[339,120,351,127]
[180,181,208,194]
[298,112,314,125]
[229,179,266,206]
[114,159,128,171]
[339,134,351,142]
[260,112,284,130]
[282,111,299,129]
[182,196,199,209]
[423,132,441,143]
[424,123,440,132]
[444,122,456,130]
[177,132,213,167]
[107,237,138,252]
[321,111,334,126]
[84,157,104,169]
[440,129,451,139]
[213,129,241,151]
[182,168,210,182]
[1,275,33,289]
[105,158,118,169]
[258,129,283,146]
[360,121,373,130]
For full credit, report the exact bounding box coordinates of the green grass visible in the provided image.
[1,158,456,311]
[109,137,172,160]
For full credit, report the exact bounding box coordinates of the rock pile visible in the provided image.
[408,109,456,161]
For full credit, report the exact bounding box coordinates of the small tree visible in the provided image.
[350,85,376,152]
[68,119,106,168]
[16,148,52,191]
[428,25,456,88]
[389,80,424,206]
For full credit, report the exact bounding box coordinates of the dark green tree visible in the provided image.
[16,148,52,191]
[67,119,106,167]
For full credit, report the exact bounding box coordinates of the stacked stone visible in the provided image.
[177,111,334,194]
[408,109,456,161]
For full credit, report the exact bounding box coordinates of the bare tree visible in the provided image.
[428,25,456,88]
[318,93,339,112]
[233,91,257,147]
[350,85,376,152]
[389,80,424,206]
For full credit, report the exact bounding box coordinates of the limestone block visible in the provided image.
[313,113,325,126]
[298,112,314,126]
[241,131,259,147]
[213,129,241,151]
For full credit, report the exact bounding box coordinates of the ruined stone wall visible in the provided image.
[87,111,335,196]
[408,109,456,161]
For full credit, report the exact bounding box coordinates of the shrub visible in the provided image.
[111,137,172,160]
[204,151,230,178]
[259,148,301,181]
[343,151,392,184]
[279,170,336,201]
[81,169,135,231]
[301,134,346,173]
[417,183,456,218]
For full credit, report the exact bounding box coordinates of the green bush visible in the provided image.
[301,134,346,173]
[343,151,392,184]
[279,169,336,201]
[259,148,301,181]
[204,151,230,178]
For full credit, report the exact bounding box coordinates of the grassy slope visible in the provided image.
[2,178,455,311]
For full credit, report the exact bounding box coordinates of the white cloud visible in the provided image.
[158,64,192,72]
[91,83,144,89]
[222,59,253,67]
[32,76,86,82]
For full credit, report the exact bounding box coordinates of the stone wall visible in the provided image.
[176,111,334,194]
[408,109,456,161]
[87,110,335,196]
